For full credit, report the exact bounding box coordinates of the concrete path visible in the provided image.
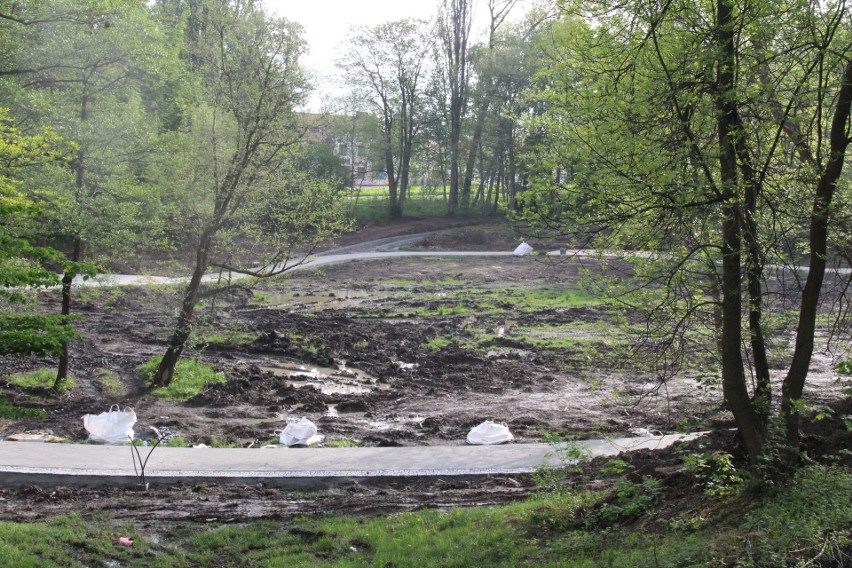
[0,433,702,488]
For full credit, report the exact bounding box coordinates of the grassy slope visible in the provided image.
[1,464,849,567]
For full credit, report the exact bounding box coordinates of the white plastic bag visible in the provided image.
[466,420,514,445]
[82,405,137,444]
[277,417,322,447]
[513,242,533,256]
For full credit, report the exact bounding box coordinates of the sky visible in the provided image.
[262,0,524,111]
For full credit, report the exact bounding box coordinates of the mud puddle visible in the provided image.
[258,361,391,395]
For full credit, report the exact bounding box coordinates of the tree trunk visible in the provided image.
[385,142,400,219]
[448,106,461,214]
[399,133,413,215]
[461,102,489,211]
[55,267,75,389]
[153,231,212,387]
[55,87,87,391]
[55,238,81,388]
[782,59,852,448]
[716,0,765,469]
[507,124,518,211]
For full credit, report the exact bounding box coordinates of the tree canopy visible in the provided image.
[0,108,79,358]
[520,0,852,472]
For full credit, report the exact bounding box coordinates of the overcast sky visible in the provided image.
[262,0,523,111]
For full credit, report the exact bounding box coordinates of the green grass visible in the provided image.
[207,436,237,448]
[138,357,226,402]
[7,368,75,393]
[1,465,849,566]
[509,287,603,309]
[353,199,465,222]
[165,436,191,447]
[0,515,149,567]
[504,323,632,350]
[0,397,46,420]
[424,336,455,351]
[92,368,121,395]
[410,302,474,317]
[195,330,260,347]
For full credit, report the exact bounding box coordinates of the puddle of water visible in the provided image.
[349,415,427,431]
[259,362,390,395]
[325,404,367,418]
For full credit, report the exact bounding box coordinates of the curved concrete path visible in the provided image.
[0,433,703,488]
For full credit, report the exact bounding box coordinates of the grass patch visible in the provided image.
[0,515,149,567]
[195,330,259,347]
[208,436,237,448]
[0,465,850,566]
[503,323,632,350]
[508,287,603,310]
[92,368,121,395]
[423,336,456,351]
[410,302,473,317]
[7,368,75,393]
[392,287,602,319]
[0,397,46,420]
[165,436,191,447]
[353,199,455,222]
[289,331,320,353]
[138,357,226,402]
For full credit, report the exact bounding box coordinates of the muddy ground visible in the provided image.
[1,217,849,526]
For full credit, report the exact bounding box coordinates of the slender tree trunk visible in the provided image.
[472,143,487,211]
[153,230,213,387]
[385,142,400,218]
[743,180,771,420]
[782,59,852,447]
[507,125,518,211]
[443,0,471,215]
[399,132,413,214]
[716,0,765,469]
[55,238,81,389]
[55,92,89,390]
[495,155,505,212]
[449,107,461,214]
[461,102,489,211]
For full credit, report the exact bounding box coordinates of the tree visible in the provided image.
[520,0,852,473]
[0,109,79,360]
[151,0,349,386]
[340,18,430,218]
[439,0,475,214]
[1,0,166,387]
[459,0,518,212]
[465,6,551,213]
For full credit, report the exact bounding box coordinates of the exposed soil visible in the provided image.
[1,217,849,527]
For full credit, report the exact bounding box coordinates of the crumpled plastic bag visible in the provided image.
[466,420,514,445]
[82,405,136,444]
[513,242,533,256]
[277,417,322,446]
